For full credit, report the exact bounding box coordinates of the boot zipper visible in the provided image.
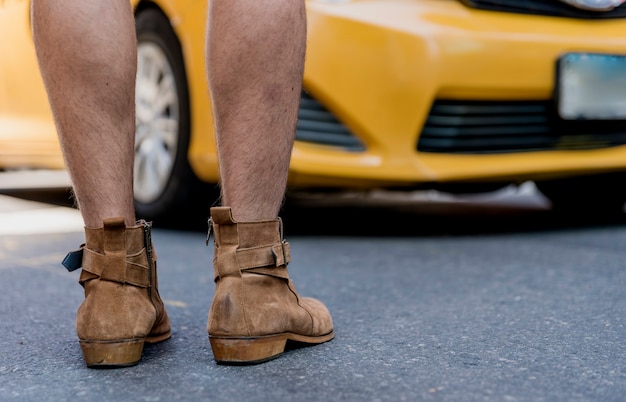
[143,221,154,300]
[206,217,213,246]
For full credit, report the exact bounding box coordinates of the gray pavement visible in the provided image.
[0,186,625,402]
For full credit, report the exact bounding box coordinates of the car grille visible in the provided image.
[296,92,365,151]
[459,0,626,18]
[417,100,626,154]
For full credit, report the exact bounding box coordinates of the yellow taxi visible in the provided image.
[2,0,626,220]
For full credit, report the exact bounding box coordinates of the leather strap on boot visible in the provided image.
[208,207,290,281]
[62,218,150,287]
[212,244,291,280]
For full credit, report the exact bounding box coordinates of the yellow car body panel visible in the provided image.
[0,0,60,168]
[288,0,626,188]
[0,0,220,178]
[165,0,221,184]
[3,0,626,194]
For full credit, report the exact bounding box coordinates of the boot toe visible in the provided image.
[300,297,334,336]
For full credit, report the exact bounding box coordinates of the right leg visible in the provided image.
[32,0,170,368]
[206,0,306,222]
[205,0,334,364]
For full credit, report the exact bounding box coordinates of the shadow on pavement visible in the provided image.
[3,187,626,237]
[280,199,626,237]
[0,187,76,208]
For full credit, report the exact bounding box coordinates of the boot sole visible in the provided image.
[80,338,144,368]
[80,330,171,368]
[209,331,335,365]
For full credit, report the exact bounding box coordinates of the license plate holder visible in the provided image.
[557,53,626,120]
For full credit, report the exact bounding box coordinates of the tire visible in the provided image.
[133,9,214,224]
[535,173,626,216]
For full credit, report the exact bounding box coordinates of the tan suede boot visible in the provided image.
[207,207,334,364]
[62,218,171,368]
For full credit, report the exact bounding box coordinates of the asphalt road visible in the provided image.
[0,177,624,402]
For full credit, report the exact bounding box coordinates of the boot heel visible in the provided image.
[209,335,287,364]
[80,339,145,368]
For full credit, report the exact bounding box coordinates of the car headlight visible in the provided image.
[558,0,626,11]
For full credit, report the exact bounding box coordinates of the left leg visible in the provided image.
[32,0,171,368]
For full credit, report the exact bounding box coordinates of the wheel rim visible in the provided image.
[134,41,180,204]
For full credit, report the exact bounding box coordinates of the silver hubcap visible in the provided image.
[134,41,179,204]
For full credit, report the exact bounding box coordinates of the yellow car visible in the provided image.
[3,0,626,220]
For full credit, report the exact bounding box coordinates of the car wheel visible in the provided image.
[535,173,626,216]
[133,9,212,223]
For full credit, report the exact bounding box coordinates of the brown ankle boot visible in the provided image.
[62,218,171,368]
[206,207,334,364]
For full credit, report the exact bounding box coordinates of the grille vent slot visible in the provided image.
[418,100,626,154]
[296,92,365,151]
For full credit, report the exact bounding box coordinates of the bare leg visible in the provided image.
[32,2,171,369]
[206,0,306,222]
[206,1,332,364]
[32,0,137,227]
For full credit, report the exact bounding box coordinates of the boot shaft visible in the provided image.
[77,218,155,288]
[209,207,290,280]
[210,207,282,249]
[84,218,153,259]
